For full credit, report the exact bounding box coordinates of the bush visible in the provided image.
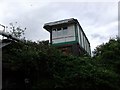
[2,38,120,89]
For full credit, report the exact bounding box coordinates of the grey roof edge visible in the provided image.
[43,18,78,31]
[44,18,76,25]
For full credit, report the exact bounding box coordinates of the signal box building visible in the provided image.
[43,18,91,56]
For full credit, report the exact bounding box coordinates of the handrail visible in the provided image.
[0,31,22,42]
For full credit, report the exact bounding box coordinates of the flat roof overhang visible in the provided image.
[43,18,78,32]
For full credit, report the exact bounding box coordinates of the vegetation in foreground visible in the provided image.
[2,37,120,89]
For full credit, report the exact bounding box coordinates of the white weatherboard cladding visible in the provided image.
[52,24,75,44]
[65,36,75,42]
[77,24,91,55]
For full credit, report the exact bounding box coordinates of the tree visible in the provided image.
[8,22,26,38]
[2,38,120,89]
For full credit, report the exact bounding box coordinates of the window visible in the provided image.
[52,28,57,38]
[81,32,84,48]
[63,27,67,30]
[53,28,56,31]
[57,28,61,31]
[52,31,57,38]
[63,27,68,35]
[57,30,62,36]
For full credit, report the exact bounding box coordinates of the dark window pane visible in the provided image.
[63,27,67,30]
[53,29,56,31]
[57,28,61,31]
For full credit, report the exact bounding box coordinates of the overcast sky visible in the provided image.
[0,0,118,52]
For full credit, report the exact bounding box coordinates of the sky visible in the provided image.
[0,0,118,53]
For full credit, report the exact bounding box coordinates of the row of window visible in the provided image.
[52,29,68,37]
[52,27,68,38]
[52,27,68,31]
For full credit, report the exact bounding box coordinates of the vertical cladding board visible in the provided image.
[81,31,84,48]
[77,24,80,45]
[77,24,82,48]
[74,24,78,42]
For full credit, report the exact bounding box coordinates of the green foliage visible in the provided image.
[8,22,26,38]
[2,37,120,89]
[93,37,120,72]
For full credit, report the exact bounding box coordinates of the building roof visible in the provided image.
[43,18,78,32]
